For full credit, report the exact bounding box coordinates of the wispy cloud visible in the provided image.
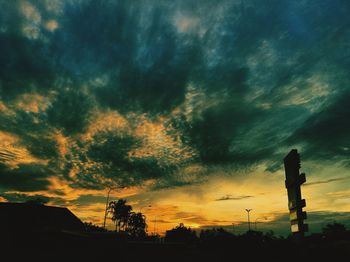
[304,177,350,187]
[215,195,253,201]
[327,190,350,199]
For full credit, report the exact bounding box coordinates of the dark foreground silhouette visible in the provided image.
[2,229,350,261]
[1,202,350,261]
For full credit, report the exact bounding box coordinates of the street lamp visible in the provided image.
[255,217,268,231]
[103,186,125,229]
[245,209,252,231]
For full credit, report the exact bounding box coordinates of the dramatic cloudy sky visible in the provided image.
[1,0,350,235]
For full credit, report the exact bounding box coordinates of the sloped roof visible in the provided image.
[0,202,85,232]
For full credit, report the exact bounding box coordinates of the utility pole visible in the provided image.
[103,188,113,229]
[154,216,157,235]
[245,209,252,231]
[103,186,125,229]
[232,223,235,234]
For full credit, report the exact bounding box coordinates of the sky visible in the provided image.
[1,0,350,236]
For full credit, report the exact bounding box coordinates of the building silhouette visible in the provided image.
[283,149,308,239]
[0,202,85,247]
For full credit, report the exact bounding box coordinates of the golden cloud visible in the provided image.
[130,115,196,166]
[14,93,50,113]
[0,131,48,168]
[81,109,129,142]
[45,20,59,32]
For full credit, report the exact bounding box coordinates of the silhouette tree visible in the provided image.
[108,199,132,232]
[322,222,348,240]
[200,228,234,244]
[84,222,107,232]
[127,212,147,238]
[165,223,197,243]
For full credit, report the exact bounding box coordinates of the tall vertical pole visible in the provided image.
[154,216,157,235]
[245,209,252,231]
[103,188,113,229]
[103,186,126,229]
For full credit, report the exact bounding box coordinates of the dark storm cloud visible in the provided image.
[0,110,59,159]
[288,92,350,164]
[51,0,201,114]
[62,128,178,190]
[84,130,154,186]
[0,163,52,192]
[0,0,61,99]
[47,86,94,135]
[167,0,350,168]
[67,194,107,207]
[185,93,261,164]
[0,34,54,98]
[0,192,51,204]
[1,0,350,194]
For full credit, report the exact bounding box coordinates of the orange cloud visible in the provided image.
[45,20,59,31]
[0,131,48,167]
[130,115,196,166]
[81,109,129,141]
[0,101,16,116]
[0,196,7,202]
[14,93,50,113]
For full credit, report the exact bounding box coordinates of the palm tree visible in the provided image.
[108,199,132,232]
